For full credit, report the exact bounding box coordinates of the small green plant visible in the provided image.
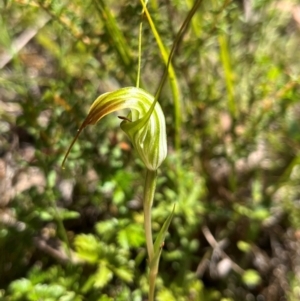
[62,1,201,299]
[62,85,170,300]
[2,0,300,300]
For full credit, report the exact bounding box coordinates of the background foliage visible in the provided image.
[1,0,300,300]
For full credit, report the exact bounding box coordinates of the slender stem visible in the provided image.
[143,169,157,301]
[143,169,157,261]
[149,268,157,301]
[154,0,203,100]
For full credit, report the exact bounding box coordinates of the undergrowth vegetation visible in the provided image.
[1,0,300,300]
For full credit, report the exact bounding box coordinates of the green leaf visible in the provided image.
[95,219,119,241]
[150,205,175,270]
[81,275,96,294]
[28,283,66,300]
[242,269,261,287]
[157,288,176,301]
[237,241,251,253]
[37,208,80,221]
[38,210,53,221]
[117,223,145,249]
[74,234,101,263]
[112,267,134,283]
[59,210,80,220]
[9,278,32,295]
[253,207,269,221]
[47,170,57,188]
[59,291,79,301]
[94,263,113,289]
[98,295,114,301]
[153,205,175,255]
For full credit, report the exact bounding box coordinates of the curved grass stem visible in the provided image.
[140,0,203,151]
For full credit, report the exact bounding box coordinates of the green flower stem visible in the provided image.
[149,266,157,301]
[143,169,157,300]
[143,169,157,260]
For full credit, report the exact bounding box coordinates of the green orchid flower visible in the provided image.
[62,86,167,171]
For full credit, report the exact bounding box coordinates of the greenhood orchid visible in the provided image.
[60,1,203,299]
[62,86,167,171]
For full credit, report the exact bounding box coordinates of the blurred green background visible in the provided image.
[1,0,300,300]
